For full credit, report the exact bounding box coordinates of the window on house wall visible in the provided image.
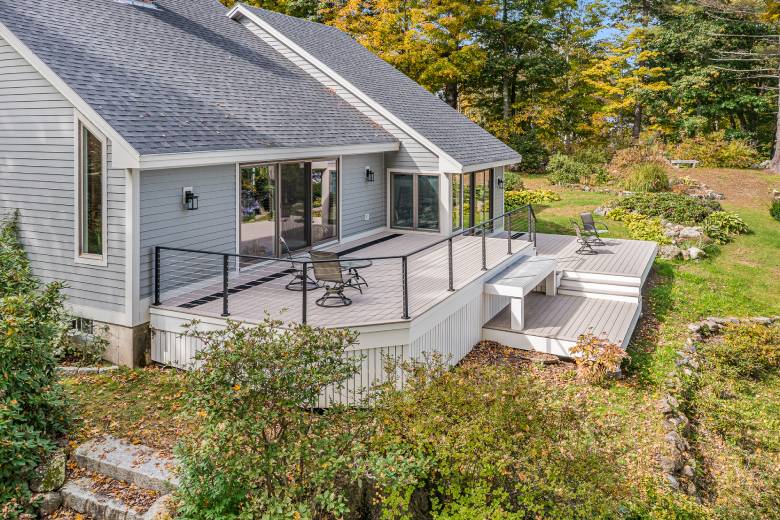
[78,124,105,258]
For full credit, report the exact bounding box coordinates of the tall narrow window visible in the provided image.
[79,125,104,257]
[451,173,462,231]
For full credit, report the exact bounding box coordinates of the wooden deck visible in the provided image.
[535,233,657,279]
[156,233,534,328]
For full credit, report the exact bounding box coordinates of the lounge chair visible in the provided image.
[310,251,352,307]
[281,237,318,291]
[580,212,608,246]
[571,220,598,255]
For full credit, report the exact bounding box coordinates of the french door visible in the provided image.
[390,172,440,231]
[240,159,338,257]
[451,169,493,232]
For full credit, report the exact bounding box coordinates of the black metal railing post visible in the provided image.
[401,256,410,319]
[301,262,308,324]
[447,237,454,291]
[506,213,512,255]
[153,246,161,306]
[527,205,533,242]
[481,223,487,270]
[221,254,229,317]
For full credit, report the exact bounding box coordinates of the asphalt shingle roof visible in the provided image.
[0,0,397,155]
[242,6,522,169]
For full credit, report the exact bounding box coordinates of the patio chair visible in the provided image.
[310,251,352,307]
[580,212,608,246]
[280,237,318,291]
[571,220,598,255]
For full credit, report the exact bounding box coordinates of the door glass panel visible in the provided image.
[279,162,309,252]
[451,173,462,231]
[391,174,414,228]
[474,169,492,227]
[417,175,440,231]
[240,164,276,257]
[311,160,338,244]
[463,172,473,229]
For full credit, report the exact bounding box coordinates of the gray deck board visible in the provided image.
[535,233,656,278]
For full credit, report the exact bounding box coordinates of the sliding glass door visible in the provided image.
[451,169,493,233]
[240,164,276,257]
[311,160,338,244]
[391,172,439,231]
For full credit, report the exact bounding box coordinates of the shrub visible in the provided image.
[673,131,762,169]
[626,216,670,244]
[0,213,70,516]
[620,163,670,193]
[608,192,720,225]
[706,323,780,380]
[175,318,371,519]
[55,323,110,366]
[702,211,750,244]
[369,358,630,518]
[608,144,671,176]
[573,146,611,166]
[504,189,561,212]
[570,333,629,385]
[502,171,524,191]
[546,153,591,185]
[770,199,780,222]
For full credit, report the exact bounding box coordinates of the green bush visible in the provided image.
[707,323,780,380]
[702,211,750,244]
[55,324,110,367]
[546,153,592,185]
[673,131,762,169]
[369,358,630,518]
[770,199,780,222]
[504,189,561,212]
[0,212,70,516]
[620,163,670,192]
[175,318,370,519]
[609,192,721,225]
[502,171,524,191]
[606,209,671,244]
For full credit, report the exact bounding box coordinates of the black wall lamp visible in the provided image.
[365,167,375,182]
[182,187,199,210]
[497,178,504,189]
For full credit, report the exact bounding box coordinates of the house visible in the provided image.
[0,0,655,396]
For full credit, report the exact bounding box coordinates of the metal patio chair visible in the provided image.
[580,212,609,246]
[310,251,352,307]
[280,237,318,291]
[571,220,598,255]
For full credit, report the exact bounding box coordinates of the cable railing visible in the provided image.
[153,204,536,324]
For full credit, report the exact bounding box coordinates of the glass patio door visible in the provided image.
[391,172,439,231]
[279,162,310,252]
[240,164,276,257]
[451,169,493,233]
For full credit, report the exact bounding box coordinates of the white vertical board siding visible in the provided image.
[482,293,510,325]
[239,18,440,172]
[0,36,126,317]
[410,294,483,366]
[139,164,236,299]
[341,153,385,238]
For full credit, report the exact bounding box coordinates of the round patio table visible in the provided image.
[339,259,372,292]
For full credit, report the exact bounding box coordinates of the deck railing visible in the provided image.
[153,205,536,324]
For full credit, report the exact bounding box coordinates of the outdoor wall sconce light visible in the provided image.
[365,167,375,182]
[182,187,199,210]
[497,178,504,189]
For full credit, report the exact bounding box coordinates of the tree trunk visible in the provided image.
[770,72,780,173]
[502,75,511,120]
[632,103,642,140]
[444,82,458,110]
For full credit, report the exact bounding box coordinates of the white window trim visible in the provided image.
[73,114,109,267]
[386,169,443,233]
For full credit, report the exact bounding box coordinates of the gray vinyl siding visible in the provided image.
[341,153,385,238]
[139,164,236,299]
[240,18,440,172]
[0,35,127,315]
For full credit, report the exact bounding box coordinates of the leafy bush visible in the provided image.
[546,153,591,185]
[0,212,70,516]
[673,131,762,169]
[573,146,611,166]
[55,324,110,366]
[175,318,370,519]
[770,199,780,222]
[608,144,671,175]
[702,211,750,244]
[504,189,561,212]
[369,358,630,518]
[570,334,628,385]
[620,163,670,192]
[502,171,524,191]
[706,323,780,380]
[609,192,720,225]
[606,209,671,244]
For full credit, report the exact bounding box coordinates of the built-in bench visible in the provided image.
[483,256,557,330]
[670,159,699,168]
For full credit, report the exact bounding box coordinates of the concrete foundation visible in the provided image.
[100,322,150,368]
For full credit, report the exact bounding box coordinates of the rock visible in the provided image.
[35,491,62,516]
[593,206,607,217]
[703,319,719,331]
[666,474,680,490]
[688,247,705,260]
[682,465,695,478]
[679,227,703,239]
[750,317,773,325]
[659,456,677,473]
[30,449,66,493]
[686,482,697,495]
[687,323,702,333]
[681,249,691,260]
[659,245,683,259]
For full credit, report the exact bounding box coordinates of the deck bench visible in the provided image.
[483,256,557,330]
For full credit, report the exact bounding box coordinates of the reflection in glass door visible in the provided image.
[417,175,439,230]
[279,162,310,252]
[240,164,276,257]
[451,173,462,231]
[474,169,492,227]
[311,160,338,244]
[391,174,414,229]
[451,170,493,233]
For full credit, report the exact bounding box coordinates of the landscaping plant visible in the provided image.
[620,163,670,192]
[546,153,597,185]
[672,132,762,169]
[504,189,561,212]
[608,192,721,225]
[175,318,371,519]
[770,199,780,222]
[702,211,750,244]
[570,333,628,385]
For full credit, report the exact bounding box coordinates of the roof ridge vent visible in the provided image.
[115,0,160,9]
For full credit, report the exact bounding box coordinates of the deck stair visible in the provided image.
[555,269,644,302]
[61,436,177,519]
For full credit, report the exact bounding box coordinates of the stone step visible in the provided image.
[74,436,179,493]
[61,478,171,520]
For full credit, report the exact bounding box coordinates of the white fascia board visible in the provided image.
[0,21,141,169]
[138,141,399,170]
[228,5,466,173]
[454,157,523,174]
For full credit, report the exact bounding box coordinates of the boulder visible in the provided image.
[35,491,62,516]
[679,227,702,239]
[688,247,705,260]
[30,449,66,493]
[659,245,683,259]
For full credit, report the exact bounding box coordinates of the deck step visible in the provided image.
[74,436,179,493]
[61,477,170,520]
[559,270,641,287]
[558,280,641,297]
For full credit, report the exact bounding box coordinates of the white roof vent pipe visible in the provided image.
[115,0,160,9]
